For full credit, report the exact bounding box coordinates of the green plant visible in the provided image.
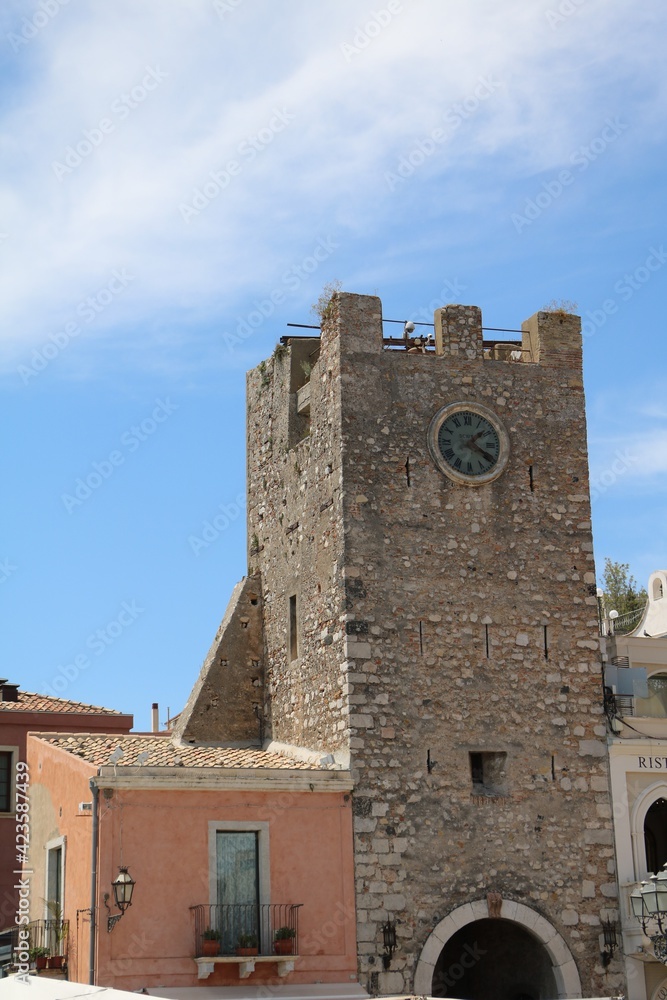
[237,932,257,948]
[29,946,50,959]
[301,360,312,379]
[274,925,296,940]
[250,533,259,554]
[310,279,342,322]
[202,928,221,941]
[273,342,288,361]
[541,298,578,315]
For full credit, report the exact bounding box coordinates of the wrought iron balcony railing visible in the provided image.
[28,919,68,956]
[191,903,302,959]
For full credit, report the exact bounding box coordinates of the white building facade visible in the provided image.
[605,571,667,1000]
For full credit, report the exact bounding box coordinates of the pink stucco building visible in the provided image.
[0,683,132,933]
[26,730,358,992]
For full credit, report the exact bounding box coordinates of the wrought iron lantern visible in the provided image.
[381,920,397,970]
[631,866,667,963]
[107,866,135,932]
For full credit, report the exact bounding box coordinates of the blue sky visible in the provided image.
[2,1,666,730]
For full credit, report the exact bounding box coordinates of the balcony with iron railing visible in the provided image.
[0,919,69,973]
[600,604,647,637]
[190,903,302,980]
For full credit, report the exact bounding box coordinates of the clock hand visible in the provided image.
[469,440,495,464]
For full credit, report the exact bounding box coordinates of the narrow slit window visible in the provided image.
[289,594,298,661]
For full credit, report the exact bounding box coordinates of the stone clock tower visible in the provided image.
[242,294,620,998]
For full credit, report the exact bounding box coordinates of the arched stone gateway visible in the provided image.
[414,900,582,1000]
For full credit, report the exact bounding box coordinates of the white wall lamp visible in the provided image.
[631,867,667,963]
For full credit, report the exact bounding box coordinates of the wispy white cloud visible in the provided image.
[0,0,665,373]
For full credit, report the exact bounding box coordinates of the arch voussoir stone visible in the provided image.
[413,899,582,1000]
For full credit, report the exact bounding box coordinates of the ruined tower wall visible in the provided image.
[246,323,350,754]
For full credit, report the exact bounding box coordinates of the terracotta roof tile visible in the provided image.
[36,733,318,769]
[0,691,126,715]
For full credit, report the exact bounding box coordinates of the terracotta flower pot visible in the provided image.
[47,955,64,970]
[201,939,220,957]
[274,939,294,955]
[236,947,258,957]
[35,956,48,971]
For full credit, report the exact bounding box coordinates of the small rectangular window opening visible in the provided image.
[469,751,508,797]
[289,594,298,661]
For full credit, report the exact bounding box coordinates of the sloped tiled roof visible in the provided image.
[0,691,126,715]
[37,733,317,769]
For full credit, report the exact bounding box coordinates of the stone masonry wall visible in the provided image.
[246,331,349,754]
[333,294,619,996]
[246,293,621,996]
[175,574,264,744]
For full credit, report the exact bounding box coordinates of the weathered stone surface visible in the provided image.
[242,295,616,996]
[174,575,263,743]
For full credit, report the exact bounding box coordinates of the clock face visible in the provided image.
[427,402,510,485]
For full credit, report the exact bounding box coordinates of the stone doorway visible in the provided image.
[413,900,581,1000]
[431,917,557,1000]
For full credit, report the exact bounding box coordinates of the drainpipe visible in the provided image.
[89,774,100,985]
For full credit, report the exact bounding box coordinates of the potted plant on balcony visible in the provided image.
[274,926,296,955]
[201,928,221,957]
[29,946,49,971]
[236,932,258,957]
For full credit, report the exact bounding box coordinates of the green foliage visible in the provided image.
[258,360,271,389]
[310,279,342,322]
[237,932,257,948]
[202,928,221,940]
[600,558,647,617]
[273,342,288,361]
[541,298,579,315]
[274,925,296,940]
